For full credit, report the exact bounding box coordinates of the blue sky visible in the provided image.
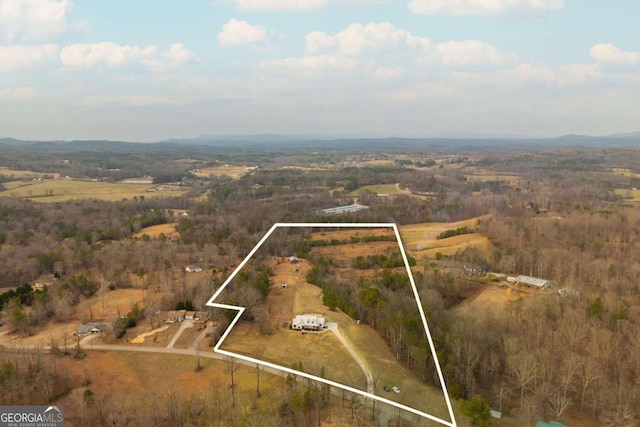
[0,0,639,141]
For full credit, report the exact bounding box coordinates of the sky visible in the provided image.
[0,0,639,142]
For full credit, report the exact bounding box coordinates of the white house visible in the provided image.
[291,313,326,331]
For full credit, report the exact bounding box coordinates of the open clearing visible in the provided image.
[218,227,454,421]
[311,241,401,268]
[132,222,179,239]
[56,351,287,420]
[0,179,189,202]
[399,217,493,259]
[193,165,252,179]
[455,284,529,315]
[0,167,58,178]
[614,188,640,201]
[84,288,147,320]
[308,227,396,242]
[351,184,404,195]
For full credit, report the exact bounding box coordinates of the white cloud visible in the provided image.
[218,19,267,46]
[420,39,517,67]
[60,42,196,72]
[82,94,191,108]
[143,43,198,72]
[0,86,36,101]
[455,63,601,86]
[370,65,404,82]
[259,55,369,78]
[372,82,459,102]
[0,44,58,71]
[590,43,640,66]
[222,0,328,11]
[60,42,156,68]
[408,0,564,16]
[305,22,430,56]
[0,0,74,41]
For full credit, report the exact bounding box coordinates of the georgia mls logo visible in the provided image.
[0,406,64,427]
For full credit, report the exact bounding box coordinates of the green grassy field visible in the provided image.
[0,179,189,202]
[614,188,640,200]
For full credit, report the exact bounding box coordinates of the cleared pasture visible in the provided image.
[399,217,493,259]
[0,179,189,202]
[0,167,58,178]
[132,223,179,239]
[614,188,640,200]
[193,165,250,179]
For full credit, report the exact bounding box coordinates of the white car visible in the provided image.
[392,386,400,393]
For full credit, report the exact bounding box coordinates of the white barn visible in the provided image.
[517,275,550,289]
[291,313,326,331]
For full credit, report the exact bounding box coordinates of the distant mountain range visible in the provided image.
[2,132,640,152]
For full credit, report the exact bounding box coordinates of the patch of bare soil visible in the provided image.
[130,325,170,344]
[455,284,529,315]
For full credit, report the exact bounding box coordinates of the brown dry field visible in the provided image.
[193,165,250,179]
[309,227,396,242]
[455,284,530,316]
[311,241,401,268]
[220,244,457,420]
[0,167,58,178]
[221,259,367,387]
[345,159,395,167]
[55,351,288,419]
[0,179,189,203]
[399,217,493,259]
[132,222,179,239]
[85,288,147,320]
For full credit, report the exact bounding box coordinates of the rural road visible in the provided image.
[1,334,435,426]
[326,322,375,394]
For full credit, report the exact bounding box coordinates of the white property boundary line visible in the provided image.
[206,222,458,427]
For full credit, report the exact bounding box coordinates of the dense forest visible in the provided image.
[0,140,639,426]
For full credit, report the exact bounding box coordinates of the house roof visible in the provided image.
[77,322,106,333]
[517,275,550,287]
[166,310,186,318]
